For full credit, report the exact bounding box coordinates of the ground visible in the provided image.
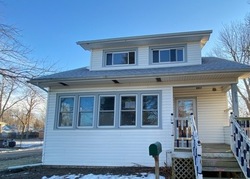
[0,166,167,179]
[0,139,170,179]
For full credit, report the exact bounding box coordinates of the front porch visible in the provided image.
[170,114,249,178]
[172,85,230,149]
[170,85,250,178]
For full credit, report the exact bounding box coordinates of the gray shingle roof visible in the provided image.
[31,57,250,83]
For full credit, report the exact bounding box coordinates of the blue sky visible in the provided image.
[1,0,250,71]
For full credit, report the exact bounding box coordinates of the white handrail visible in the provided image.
[230,113,250,179]
[190,114,203,179]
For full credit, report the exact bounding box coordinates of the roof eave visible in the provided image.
[29,69,250,88]
[77,30,212,51]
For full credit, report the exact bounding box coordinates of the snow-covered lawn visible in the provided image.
[42,173,165,179]
[0,139,43,153]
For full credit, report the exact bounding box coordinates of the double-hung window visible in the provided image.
[142,95,159,126]
[99,96,115,127]
[120,95,136,127]
[78,96,94,127]
[58,97,74,127]
[152,47,184,63]
[105,51,135,66]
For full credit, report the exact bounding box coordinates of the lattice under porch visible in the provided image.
[172,157,195,179]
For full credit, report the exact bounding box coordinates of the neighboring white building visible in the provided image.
[30,30,250,174]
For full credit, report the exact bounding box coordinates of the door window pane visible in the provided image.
[99,96,115,126]
[78,97,94,127]
[177,100,194,118]
[142,95,158,126]
[58,97,74,127]
[120,96,136,126]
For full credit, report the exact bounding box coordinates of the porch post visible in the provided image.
[231,83,239,117]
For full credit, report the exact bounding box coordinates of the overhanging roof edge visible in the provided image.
[77,30,212,50]
[29,70,249,87]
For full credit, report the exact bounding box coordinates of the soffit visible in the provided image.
[77,30,212,50]
[39,72,243,89]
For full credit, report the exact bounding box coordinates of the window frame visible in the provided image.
[141,94,159,127]
[57,96,75,129]
[55,91,161,130]
[119,94,137,128]
[103,49,137,67]
[151,46,186,64]
[98,95,116,128]
[77,95,95,128]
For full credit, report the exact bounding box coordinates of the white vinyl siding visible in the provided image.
[186,42,202,65]
[90,43,201,71]
[173,86,228,143]
[43,85,173,167]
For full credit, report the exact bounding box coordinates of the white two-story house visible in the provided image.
[30,30,250,178]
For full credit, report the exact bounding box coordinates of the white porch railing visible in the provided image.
[172,115,192,149]
[190,114,203,179]
[171,113,203,179]
[230,114,250,178]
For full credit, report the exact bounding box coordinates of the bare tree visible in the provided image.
[12,86,44,142]
[212,14,250,115]
[0,76,27,121]
[0,23,44,81]
[0,22,53,124]
[23,86,44,138]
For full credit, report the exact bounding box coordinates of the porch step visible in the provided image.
[203,158,239,168]
[203,166,242,172]
[202,143,243,178]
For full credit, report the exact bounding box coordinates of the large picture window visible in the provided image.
[106,51,135,66]
[56,91,161,129]
[120,96,136,126]
[99,96,115,127]
[78,96,94,127]
[58,97,74,127]
[152,48,184,63]
[142,95,158,126]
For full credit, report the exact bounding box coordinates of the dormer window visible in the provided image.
[152,47,185,63]
[105,50,136,66]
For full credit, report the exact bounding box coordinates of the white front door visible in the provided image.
[175,98,197,148]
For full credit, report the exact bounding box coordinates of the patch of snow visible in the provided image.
[42,173,165,179]
[15,140,43,148]
[0,139,43,153]
[0,146,42,153]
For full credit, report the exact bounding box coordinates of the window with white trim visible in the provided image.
[152,47,184,63]
[99,96,115,126]
[142,95,159,126]
[120,95,136,126]
[56,91,161,129]
[58,97,74,127]
[105,51,135,66]
[78,96,94,127]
